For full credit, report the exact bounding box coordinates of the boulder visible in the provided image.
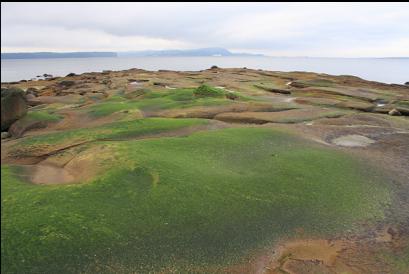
[405,82,409,86]
[26,87,38,96]
[388,108,401,116]
[1,88,28,131]
[1,131,11,139]
[26,94,36,100]
[8,118,47,138]
[66,73,77,77]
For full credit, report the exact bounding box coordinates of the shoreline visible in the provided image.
[2,56,409,84]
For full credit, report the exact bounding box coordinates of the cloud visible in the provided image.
[1,2,409,57]
[1,25,192,52]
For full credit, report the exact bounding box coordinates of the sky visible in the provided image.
[1,2,409,57]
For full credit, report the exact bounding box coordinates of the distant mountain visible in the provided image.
[1,52,117,59]
[117,47,263,57]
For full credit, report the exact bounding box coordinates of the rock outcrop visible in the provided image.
[1,88,27,131]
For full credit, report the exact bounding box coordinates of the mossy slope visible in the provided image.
[1,127,390,273]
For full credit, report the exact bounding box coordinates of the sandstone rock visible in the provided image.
[58,80,75,88]
[225,92,239,100]
[9,119,47,138]
[336,101,374,112]
[289,81,308,88]
[26,87,38,96]
[1,131,10,139]
[396,107,409,116]
[26,94,36,100]
[388,108,401,116]
[255,84,291,95]
[1,88,28,131]
[102,79,112,85]
[25,94,42,107]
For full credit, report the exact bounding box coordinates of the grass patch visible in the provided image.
[1,127,391,273]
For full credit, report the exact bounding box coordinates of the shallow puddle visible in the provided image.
[331,134,375,147]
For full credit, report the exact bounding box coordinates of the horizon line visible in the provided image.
[1,50,408,59]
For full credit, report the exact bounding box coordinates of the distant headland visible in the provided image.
[1,48,263,59]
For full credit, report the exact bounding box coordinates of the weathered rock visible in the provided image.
[66,73,77,77]
[25,94,41,106]
[58,80,75,88]
[101,79,112,85]
[396,107,409,116]
[1,88,28,131]
[210,65,219,69]
[26,94,36,100]
[26,87,38,96]
[254,84,291,95]
[388,108,401,116]
[153,82,166,86]
[336,101,374,112]
[1,131,11,139]
[225,92,239,100]
[9,119,47,138]
[289,81,308,88]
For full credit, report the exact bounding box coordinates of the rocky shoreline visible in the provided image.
[1,67,408,273]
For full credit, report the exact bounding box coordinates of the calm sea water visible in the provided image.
[1,56,408,84]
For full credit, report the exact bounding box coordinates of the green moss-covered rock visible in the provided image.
[194,84,226,97]
[1,127,391,273]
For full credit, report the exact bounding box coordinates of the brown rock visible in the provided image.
[1,88,28,131]
[9,119,47,138]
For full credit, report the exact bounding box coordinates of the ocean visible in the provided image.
[1,56,408,84]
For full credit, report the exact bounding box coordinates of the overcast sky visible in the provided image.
[2,2,409,57]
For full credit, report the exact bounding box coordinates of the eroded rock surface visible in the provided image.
[1,68,408,274]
